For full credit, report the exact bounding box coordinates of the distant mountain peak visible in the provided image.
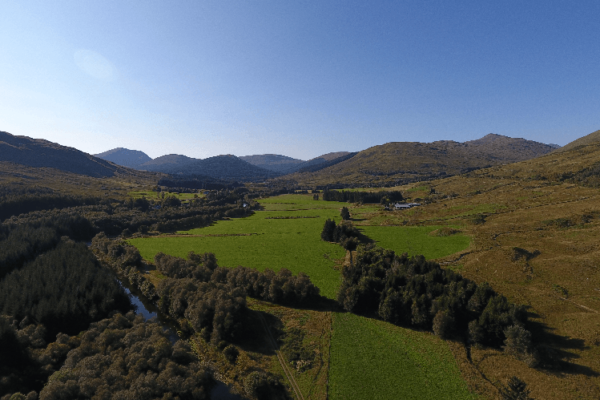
[95,147,152,168]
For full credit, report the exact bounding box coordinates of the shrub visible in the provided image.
[223,344,239,364]
[499,376,533,400]
[432,311,454,339]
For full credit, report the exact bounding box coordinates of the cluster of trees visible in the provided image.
[321,219,361,250]
[154,251,321,307]
[157,278,247,344]
[322,189,403,204]
[37,312,215,400]
[92,196,254,236]
[93,236,322,346]
[337,245,531,350]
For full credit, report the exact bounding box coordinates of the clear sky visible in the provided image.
[1,1,599,160]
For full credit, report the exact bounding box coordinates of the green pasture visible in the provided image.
[129,194,350,299]
[329,313,477,400]
[360,226,470,259]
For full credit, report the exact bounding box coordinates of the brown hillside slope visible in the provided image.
[284,134,555,187]
[0,161,161,199]
[351,142,600,399]
[554,129,600,153]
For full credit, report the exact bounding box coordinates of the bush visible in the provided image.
[223,344,239,364]
[499,376,533,400]
[432,311,454,339]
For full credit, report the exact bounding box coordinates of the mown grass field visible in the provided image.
[329,313,477,400]
[360,225,471,259]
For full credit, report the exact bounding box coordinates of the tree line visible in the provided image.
[92,235,323,346]
[321,189,404,204]
[336,244,551,367]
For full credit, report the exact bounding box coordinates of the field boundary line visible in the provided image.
[257,312,305,400]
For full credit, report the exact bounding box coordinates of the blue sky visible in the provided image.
[1,1,599,160]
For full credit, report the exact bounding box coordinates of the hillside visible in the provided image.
[295,151,352,173]
[554,129,600,153]
[297,152,357,173]
[95,148,152,168]
[361,141,600,399]
[151,154,279,181]
[0,131,137,178]
[239,154,304,173]
[138,154,197,172]
[284,134,557,187]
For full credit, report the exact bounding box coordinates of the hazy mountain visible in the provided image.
[0,130,130,178]
[296,152,355,173]
[239,152,355,174]
[285,134,557,187]
[95,147,152,168]
[138,154,198,172]
[141,154,278,181]
[553,129,600,153]
[239,154,304,173]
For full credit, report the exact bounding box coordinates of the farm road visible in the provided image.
[257,312,305,400]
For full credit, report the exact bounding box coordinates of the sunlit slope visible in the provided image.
[554,129,600,153]
[284,134,556,187]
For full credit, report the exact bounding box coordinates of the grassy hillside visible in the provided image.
[0,161,161,199]
[554,129,600,153]
[282,134,556,187]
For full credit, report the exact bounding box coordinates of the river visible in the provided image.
[121,280,244,400]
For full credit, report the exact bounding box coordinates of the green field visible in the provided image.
[360,226,471,259]
[128,193,478,399]
[129,194,349,299]
[329,313,477,400]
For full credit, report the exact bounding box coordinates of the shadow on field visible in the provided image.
[527,313,599,377]
[233,309,279,355]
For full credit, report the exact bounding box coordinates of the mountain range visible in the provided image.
[0,129,576,185]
